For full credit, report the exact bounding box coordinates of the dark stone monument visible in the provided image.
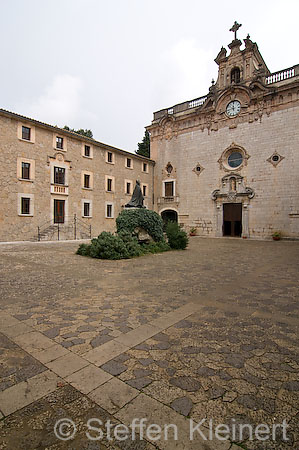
[125,180,145,208]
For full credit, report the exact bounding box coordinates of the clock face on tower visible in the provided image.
[226,100,241,117]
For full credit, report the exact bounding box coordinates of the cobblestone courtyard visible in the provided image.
[0,237,298,450]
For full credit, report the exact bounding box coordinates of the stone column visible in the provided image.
[242,203,249,237]
[216,203,223,237]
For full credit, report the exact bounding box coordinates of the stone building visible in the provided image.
[1,24,298,242]
[148,23,299,239]
[0,110,153,241]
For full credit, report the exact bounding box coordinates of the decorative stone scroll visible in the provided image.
[211,173,255,201]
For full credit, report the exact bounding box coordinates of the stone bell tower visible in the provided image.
[214,21,270,90]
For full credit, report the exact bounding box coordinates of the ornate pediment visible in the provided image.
[158,116,178,140]
[47,152,72,166]
[212,173,254,201]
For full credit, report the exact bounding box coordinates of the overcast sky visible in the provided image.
[1,0,298,152]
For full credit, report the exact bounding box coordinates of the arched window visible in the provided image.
[161,210,178,224]
[231,67,240,84]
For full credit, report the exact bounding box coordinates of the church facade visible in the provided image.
[148,24,299,239]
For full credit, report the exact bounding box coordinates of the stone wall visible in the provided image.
[150,105,299,239]
[0,113,153,242]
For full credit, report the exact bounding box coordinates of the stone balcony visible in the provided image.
[157,196,180,205]
[50,184,69,195]
[153,95,208,121]
[265,64,299,85]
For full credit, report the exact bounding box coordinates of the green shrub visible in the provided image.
[88,231,144,260]
[117,230,144,257]
[76,231,144,260]
[116,209,164,242]
[166,221,188,250]
[142,240,171,254]
[76,243,91,256]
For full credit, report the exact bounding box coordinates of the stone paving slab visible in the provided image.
[0,332,47,392]
[88,377,140,414]
[0,313,20,329]
[65,364,113,394]
[0,384,158,450]
[30,343,69,363]
[115,393,231,450]
[0,370,61,416]
[45,352,89,378]
[114,324,164,347]
[13,330,54,353]
[83,339,130,365]
[0,321,33,338]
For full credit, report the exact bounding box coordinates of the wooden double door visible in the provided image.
[54,199,65,224]
[223,203,242,237]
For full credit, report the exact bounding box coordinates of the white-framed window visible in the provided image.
[50,161,69,186]
[141,183,148,197]
[105,175,115,192]
[125,157,133,169]
[17,122,35,143]
[54,166,66,185]
[82,143,93,159]
[142,162,148,173]
[56,136,63,149]
[105,202,114,218]
[82,199,92,217]
[18,193,34,216]
[106,150,115,164]
[81,171,93,190]
[53,134,67,151]
[163,179,176,197]
[125,179,133,195]
[17,157,35,181]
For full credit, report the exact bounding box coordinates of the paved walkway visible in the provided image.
[0,238,298,449]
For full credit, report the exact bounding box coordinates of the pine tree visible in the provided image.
[136,130,150,158]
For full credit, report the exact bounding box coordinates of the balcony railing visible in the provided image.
[153,64,299,120]
[157,196,180,204]
[265,66,297,84]
[154,95,208,120]
[50,184,69,195]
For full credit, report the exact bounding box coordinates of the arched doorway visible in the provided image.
[161,209,178,225]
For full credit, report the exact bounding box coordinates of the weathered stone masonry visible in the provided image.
[0,111,154,242]
[147,31,299,239]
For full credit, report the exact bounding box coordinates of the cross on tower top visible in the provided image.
[229,21,242,40]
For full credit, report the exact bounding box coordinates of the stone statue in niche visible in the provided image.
[125,180,145,208]
[230,177,236,191]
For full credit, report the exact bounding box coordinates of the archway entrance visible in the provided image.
[161,209,178,225]
[223,203,242,237]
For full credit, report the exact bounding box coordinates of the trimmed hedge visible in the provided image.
[116,209,164,242]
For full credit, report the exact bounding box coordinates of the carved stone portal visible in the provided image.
[212,174,254,238]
